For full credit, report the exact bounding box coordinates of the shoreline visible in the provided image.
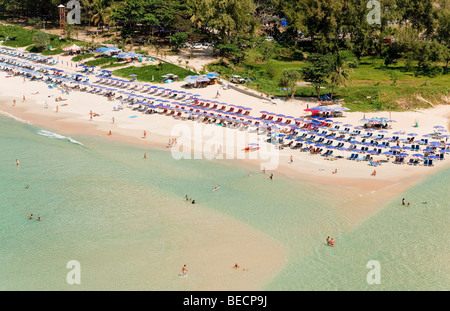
[1,67,450,290]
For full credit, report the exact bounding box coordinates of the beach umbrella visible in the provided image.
[383,151,394,156]
[407,133,418,136]
[427,155,439,159]
[423,148,434,152]
[398,152,409,157]
[434,125,444,129]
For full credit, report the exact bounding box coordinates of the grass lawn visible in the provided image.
[1,25,88,53]
[72,53,94,62]
[84,57,117,67]
[112,63,196,83]
[207,55,449,111]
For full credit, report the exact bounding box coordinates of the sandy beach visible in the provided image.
[1,48,450,290]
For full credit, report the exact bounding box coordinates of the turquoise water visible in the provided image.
[0,115,448,290]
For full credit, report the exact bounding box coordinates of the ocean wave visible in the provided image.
[36,129,83,146]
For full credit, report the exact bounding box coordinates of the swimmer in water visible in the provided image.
[16,159,20,166]
[213,185,221,191]
[37,217,42,221]
[29,214,33,219]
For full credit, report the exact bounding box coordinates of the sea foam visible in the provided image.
[36,129,83,146]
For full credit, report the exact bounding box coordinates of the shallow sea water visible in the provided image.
[0,115,448,290]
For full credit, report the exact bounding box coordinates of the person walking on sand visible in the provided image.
[22,95,26,103]
[112,117,115,124]
[13,99,16,106]
[56,105,59,113]
[143,130,147,138]
[371,170,376,176]
[181,265,188,276]
[290,155,293,163]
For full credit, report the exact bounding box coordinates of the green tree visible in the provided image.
[188,0,257,43]
[32,31,49,51]
[168,32,188,52]
[329,50,356,99]
[300,53,332,99]
[279,69,301,99]
[282,0,346,53]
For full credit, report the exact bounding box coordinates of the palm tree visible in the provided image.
[90,0,115,35]
[329,50,357,99]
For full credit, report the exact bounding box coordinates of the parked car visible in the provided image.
[192,43,203,49]
[230,75,246,84]
[202,42,214,49]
